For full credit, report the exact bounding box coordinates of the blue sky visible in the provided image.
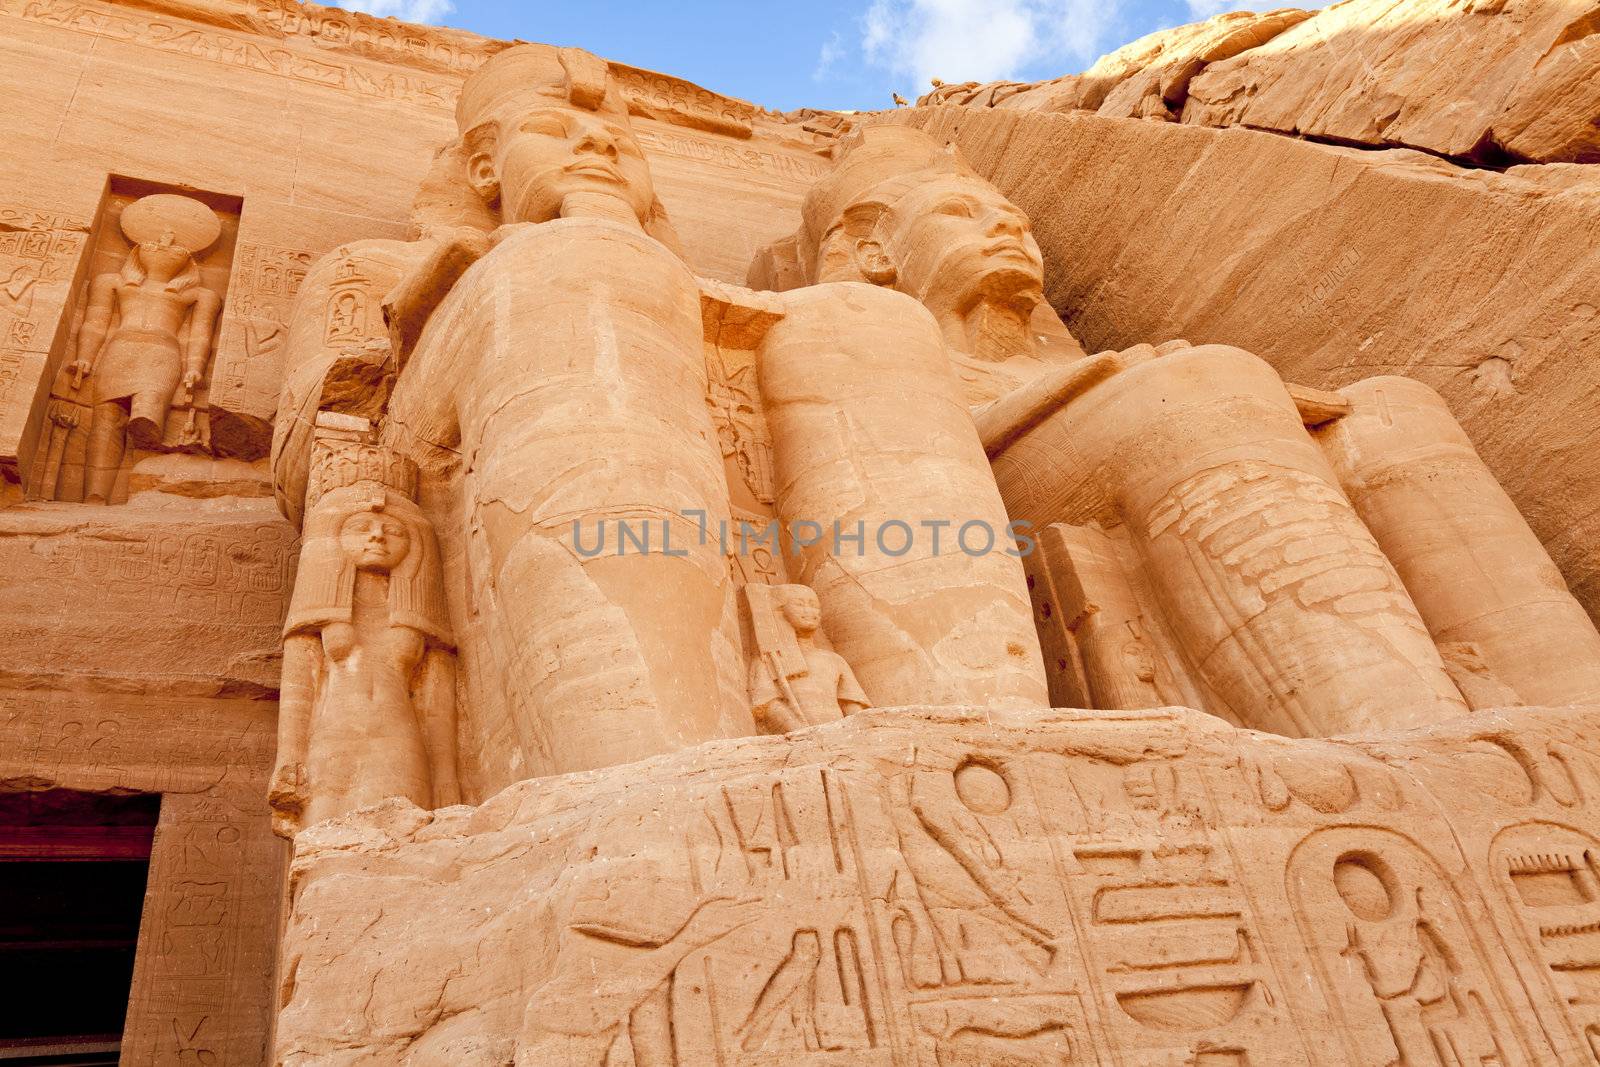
[335,0,1274,112]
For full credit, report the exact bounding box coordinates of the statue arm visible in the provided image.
[182,286,223,388]
[416,645,461,808]
[975,351,1120,459]
[269,633,322,826]
[70,273,119,382]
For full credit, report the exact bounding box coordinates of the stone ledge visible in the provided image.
[278,702,1600,1065]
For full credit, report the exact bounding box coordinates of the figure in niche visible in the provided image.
[746,583,870,734]
[269,448,460,835]
[1333,853,1502,1067]
[67,194,223,503]
[1081,617,1167,710]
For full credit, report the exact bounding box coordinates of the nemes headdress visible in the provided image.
[419,43,684,254]
[456,43,627,133]
[750,126,972,290]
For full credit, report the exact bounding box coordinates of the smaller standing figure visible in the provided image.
[745,583,869,734]
[269,445,460,835]
[67,193,224,502]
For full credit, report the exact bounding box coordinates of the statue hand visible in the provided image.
[182,369,203,392]
[268,761,309,812]
[67,360,91,389]
[753,699,804,736]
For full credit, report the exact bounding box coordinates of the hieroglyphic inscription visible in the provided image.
[614,65,760,138]
[636,128,828,183]
[250,0,494,75]
[706,345,775,510]
[1289,826,1534,1067]
[1023,720,1307,1066]
[125,792,279,1067]
[2,511,296,692]
[1493,823,1600,1062]
[0,689,276,801]
[698,769,889,1063]
[211,241,314,413]
[6,0,459,109]
[38,521,294,588]
[0,204,89,399]
[273,706,1600,1065]
[6,0,809,136]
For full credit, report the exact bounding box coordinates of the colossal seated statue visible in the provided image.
[271,45,1047,791]
[756,125,1600,737]
[1000,345,1600,735]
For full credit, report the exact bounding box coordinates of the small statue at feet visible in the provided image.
[746,583,870,734]
[269,447,460,836]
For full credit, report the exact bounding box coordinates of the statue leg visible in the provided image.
[84,400,128,504]
[1000,344,1466,736]
[1321,375,1600,706]
[759,282,1048,710]
[387,220,751,779]
[126,386,171,450]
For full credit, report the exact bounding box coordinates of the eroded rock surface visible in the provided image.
[922,0,1600,165]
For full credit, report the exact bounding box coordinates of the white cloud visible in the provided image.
[860,0,1119,90]
[815,31,846,82]
[332,0,455,24]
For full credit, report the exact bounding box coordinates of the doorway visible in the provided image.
[0,790,159,1066]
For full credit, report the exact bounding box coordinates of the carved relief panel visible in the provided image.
[0,203,91,493]
[207,238,315,456]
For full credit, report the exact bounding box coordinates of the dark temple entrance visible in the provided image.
[0,790,160,1066]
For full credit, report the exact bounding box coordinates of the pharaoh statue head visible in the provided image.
[749,125,1079,377]
[283,444,452,647]
[445,43,680,248]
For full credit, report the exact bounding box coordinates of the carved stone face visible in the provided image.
[780,586,822,634]
[340,510,412,573]
[488,103,656,226]
[137,237,192,283]
[879,175,1043,307]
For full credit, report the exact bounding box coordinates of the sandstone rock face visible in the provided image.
[276,703,1600,1066]
[886,104,1600,621]
[0,500,291,1064]
[928,8,1315,122]
[3,2,1600,1064]
[924,0,1600,165]
[1184,0,1600,164]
